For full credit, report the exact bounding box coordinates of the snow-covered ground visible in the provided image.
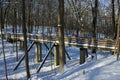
[0,39,120,80]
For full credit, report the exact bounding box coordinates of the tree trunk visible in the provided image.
[118,0,120,14]
[0,2,8,80]
[14,0,18,61]
[58,0,65,73]
[22,0,30,79]
[117,14,120,60]
[28,0,33,33]
[111,0,116,39]
[92,0,98,55]
[92,0,98,38]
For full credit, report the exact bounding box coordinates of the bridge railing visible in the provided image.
[1,33,117,51]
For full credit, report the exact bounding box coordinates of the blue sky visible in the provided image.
[101,0,104,3]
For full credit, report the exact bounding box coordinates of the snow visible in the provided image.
[54,54,120,80]
[0,39,120,80]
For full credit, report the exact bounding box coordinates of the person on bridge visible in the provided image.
[75,30,79,43]
[75,30,79,38]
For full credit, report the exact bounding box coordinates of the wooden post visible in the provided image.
[19,41,24,49]
[80,48,86,64]
[37,43,55,73]
[54,45,59,66]
[35,42,42,62]
[85,49,88,58]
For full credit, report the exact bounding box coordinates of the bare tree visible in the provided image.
[92,0,98,38]
[116,0,120,60]
[28,0,33,33]
[0,1,8,80]
[111,0,116,39]
[22,0,30,79]
[91,0,98,58]
[58,0,65,73]
[117,15,120,60]
[13,0,18,61]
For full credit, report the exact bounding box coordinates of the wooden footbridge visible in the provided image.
[2,33,117,51]
[0,33,118,73]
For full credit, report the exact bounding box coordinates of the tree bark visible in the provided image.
[92,0,98,38]
[58,0,65,73]
[0,2,8,80]
[92,0,98,55]
[28,0,33,33]
[14,0,18,61]
[117,0,120,60]
[111,0,116,39]
[22,0,30,79]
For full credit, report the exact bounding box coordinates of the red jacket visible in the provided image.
[75,31,78,38]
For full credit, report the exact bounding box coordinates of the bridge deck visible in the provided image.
[1,33,117,51]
